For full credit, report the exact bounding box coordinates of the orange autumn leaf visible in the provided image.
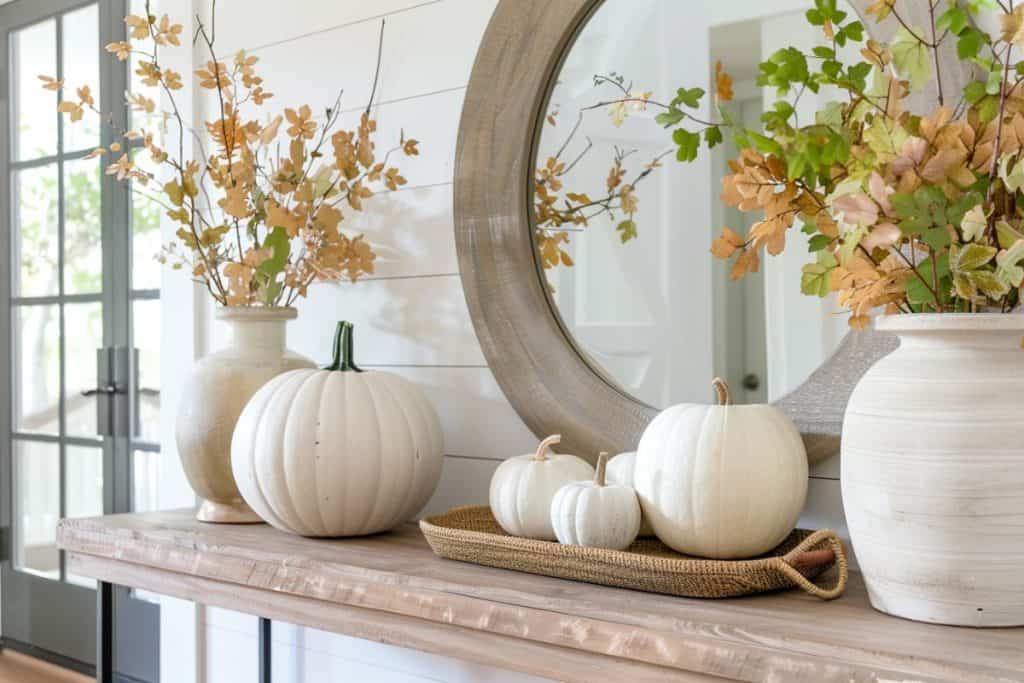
[715,60,734,102]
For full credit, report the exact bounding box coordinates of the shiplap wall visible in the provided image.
[158,1,848,681]
[166,1,546,681]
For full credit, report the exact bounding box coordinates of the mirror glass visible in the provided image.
[533,0,852,408]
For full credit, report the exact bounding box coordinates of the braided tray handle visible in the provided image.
[777,529,848,600]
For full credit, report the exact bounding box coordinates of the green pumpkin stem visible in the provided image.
[325,321,363,372]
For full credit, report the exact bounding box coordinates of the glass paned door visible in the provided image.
[0,1,158,680]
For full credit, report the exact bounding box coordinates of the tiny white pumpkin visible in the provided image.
[489,435,594,540]
[231,321,444,537]
[604,451,655,536]
[551,453,641,550]
[634,378,807,559]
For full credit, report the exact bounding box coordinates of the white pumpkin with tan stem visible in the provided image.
[231,321,444,537]
[551,453,642,550]
[634,378,807,559]
[604,451,654,536]
[489,435,594,540]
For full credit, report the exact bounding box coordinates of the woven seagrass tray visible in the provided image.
[420,506,847,600]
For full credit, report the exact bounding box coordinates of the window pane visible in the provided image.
[132,450,161,513]
[14,305,60,435]
[63,158,103,295]
[13,19,57,161]
[65,303,104,439]
[133,299,160,441]
[132,151,163,290]
[66,445,103,588]
[61,5,100,153]
[14,165,60,298]
[14,441,60,580]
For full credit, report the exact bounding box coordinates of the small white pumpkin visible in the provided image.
[551,453,641,550]
[231,321,444,537]
[604,451,655,537]
[634,378,807,559]
[489,435,594,540]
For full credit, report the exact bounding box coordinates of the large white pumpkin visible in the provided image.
[489,435,594,540]
[551,453,641,550]
[634,378,807,559]
[231,321,444,537]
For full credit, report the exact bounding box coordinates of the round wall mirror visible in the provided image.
[455,0,964,459]
[532,0,854,408]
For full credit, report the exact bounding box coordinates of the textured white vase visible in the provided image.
[842,313,1024,626]
[175,307,314,523]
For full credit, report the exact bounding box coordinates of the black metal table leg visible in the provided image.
[259,617,271,683]
[97,581,113,683]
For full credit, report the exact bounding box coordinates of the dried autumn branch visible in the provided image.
[44,3,420,307]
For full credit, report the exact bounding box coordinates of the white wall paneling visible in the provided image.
[162,0,849,681]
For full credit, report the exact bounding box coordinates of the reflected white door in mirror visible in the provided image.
[533,0,853,409]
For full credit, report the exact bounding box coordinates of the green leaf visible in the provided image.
[953,272,978,300]
[986,68,1004,96]
[1000,154,1024,192]
[951,243,997,272]
[891,27,933,92]
[616,219,638,243]
[957,28,986,61]
[936,6,968,35]
[673,128,701,162]
[963,80,987,104]
[863,116,909,163]
[256,227,291,304]
[972,270,1010,299]
[960,203,988,242]
[704,126,724,149]
[838,227,866,264]
[654,106,685,128]
[997,239,1024,287]
[907,254,950,306]
[758,47,809,95]
[978,95,1001,124]
[842,21,864,42]
[673,87,705,109]
[921,225,953,251]
[801,250,837,297]
[808,234,831,252]
[997,220,1024,249]
[747,130,784,157]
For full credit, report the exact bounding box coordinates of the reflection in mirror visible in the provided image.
[534,0,850,408]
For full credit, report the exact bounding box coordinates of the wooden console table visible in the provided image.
[57,510,1024,683]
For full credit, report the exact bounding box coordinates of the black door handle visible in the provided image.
[81,383,121,397]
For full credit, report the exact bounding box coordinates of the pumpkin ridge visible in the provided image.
[377,374,425,524]
[716,404,727,560]
[258,370,315,533]
[284,370,331,536]
[356,373,392,535]
[308,372,334,536]
[385,373,441,521]
[236,372,295,530]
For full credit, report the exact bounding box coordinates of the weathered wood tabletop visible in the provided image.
[57,510,1024,683]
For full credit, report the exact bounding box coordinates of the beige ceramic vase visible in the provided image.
[842,313,1024,626]
[175,307,314,523]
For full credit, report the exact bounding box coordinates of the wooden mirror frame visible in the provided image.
[454,0,967,463]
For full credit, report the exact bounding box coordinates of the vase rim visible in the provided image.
[875,312,1024,333]
[215,306,298,322]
